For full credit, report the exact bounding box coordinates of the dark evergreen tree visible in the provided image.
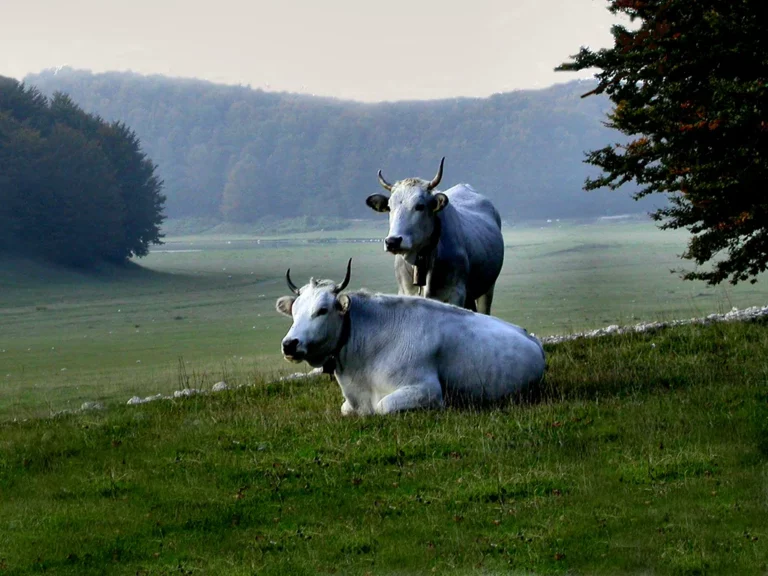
[0,76,165,267]
[557,0,768,285]
[94,121,165,260]
[22,124,125,267]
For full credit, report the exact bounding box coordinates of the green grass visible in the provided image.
[1,218,768,574]
[1,320,767,574]
[1,218,768,421]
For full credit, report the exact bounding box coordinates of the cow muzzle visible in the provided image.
[281,338,305,362]
[384,236,403,253]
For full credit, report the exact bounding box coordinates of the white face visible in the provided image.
[275,281,350,368]
[366,181,448,256]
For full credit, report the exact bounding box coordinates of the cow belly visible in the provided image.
[438,321,544,401]
[461,221,504,298]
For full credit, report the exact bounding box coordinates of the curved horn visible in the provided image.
[334,258,352,294]
[377,169,393,192]
[427,157,445,191]
[285,268,300,295]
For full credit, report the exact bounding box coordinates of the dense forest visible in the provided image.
[0,76,165,267]
[25,68,660,223]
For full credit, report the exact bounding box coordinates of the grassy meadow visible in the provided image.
[1,216,768,574]
[1,319,767,574]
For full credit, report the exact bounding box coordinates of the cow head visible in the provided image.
[366,157,449,261]
[275,258,352,368]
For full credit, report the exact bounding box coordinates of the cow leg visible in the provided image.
[428,282,467,309]
[341,400,355,416]
[475,283,495,315]
[375,380,443,415]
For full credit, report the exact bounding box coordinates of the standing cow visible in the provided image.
[276,260,546,416]
[365,157,504,315]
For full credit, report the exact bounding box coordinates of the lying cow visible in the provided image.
[276,259,546,415]
[366,157,504,315]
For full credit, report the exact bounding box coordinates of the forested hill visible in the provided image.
[25,68,657,222]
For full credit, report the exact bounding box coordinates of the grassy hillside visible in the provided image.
[1,320,766,574]
[2,219,767,421]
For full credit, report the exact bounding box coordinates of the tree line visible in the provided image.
[0,76,165,267]
[25,69,657,223]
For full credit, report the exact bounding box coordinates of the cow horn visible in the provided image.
[427,157,445,191]
[334,258,352,294]
[377,169,393,192]
[286,268,300,295]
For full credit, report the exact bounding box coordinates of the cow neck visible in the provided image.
[413,214,442,287]
[321,307,352,376]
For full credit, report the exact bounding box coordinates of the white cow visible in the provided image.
[276,260,546,415]
[366,157,504,315]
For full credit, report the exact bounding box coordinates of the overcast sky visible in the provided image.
[1,0,621,102]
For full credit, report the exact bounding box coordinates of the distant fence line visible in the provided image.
[152,238,385,252]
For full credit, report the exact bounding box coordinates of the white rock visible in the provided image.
[538,304,768,345]
[173,388,203,398]
[81,401,104,411]
[212,381,229,392]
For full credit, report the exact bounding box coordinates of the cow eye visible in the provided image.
[315,307,328,317]
[414,204,425,211]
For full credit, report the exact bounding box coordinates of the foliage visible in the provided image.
[24,68,660,223]
[1,320,767,574]
[0,77,165,267]
[557,0,768,285]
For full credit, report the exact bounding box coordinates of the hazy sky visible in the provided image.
[1,0,621,102]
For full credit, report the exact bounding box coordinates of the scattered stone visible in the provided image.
[80,401,104,411]
[279,372,309,382]
[127,393,165,405]
[539,304,768,345]
[212,381,229,392]
[173,388,203,398]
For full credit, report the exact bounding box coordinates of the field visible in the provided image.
[1,217,768,574]
[1,217,766,420]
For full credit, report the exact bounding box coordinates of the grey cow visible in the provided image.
[366,158,504,315]
[276,260,545,415]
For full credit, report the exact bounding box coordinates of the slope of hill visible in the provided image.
[25,68,659,222]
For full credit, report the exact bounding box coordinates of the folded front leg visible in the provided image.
[374,380,443,415]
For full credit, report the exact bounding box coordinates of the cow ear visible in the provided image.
[275,296,295,317]
[336,294,351,315]
[366,194,390,213]
[432,193,449,213]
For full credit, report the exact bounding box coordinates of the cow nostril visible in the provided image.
[282,338,299,354]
